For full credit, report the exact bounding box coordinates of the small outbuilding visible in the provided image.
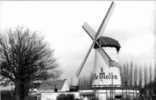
[38,79,70,92]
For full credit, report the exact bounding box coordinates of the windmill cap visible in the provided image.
[94,36,121,52]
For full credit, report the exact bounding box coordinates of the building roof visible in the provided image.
[39,79,66,91]
[94,36,121,52]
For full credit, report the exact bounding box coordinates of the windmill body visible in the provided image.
[92,47,121,87]
[70,2,122,91]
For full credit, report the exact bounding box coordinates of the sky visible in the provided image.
[0,1,155,78]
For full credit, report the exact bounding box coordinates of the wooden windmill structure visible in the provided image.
[70,1,121,91]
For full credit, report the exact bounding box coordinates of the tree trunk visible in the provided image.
[15,80,26,100]
[15,81,20,100]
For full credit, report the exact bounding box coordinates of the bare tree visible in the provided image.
[121,62,143,88]
[120,63,129,87]
[133,65,138,88]
[0,27,59,100]
[138,67,143,88]
[144,66,148,88]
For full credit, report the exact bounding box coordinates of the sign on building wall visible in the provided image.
[92,67,121,86]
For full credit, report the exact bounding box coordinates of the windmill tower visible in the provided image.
[70,1,121,91]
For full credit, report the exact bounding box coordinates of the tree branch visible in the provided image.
[0,70,15,82]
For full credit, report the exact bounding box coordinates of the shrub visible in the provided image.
[57,94,75,100]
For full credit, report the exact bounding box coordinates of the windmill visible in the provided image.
[70,1,121,91]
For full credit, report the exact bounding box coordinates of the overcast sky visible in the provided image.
[0,1,155,78]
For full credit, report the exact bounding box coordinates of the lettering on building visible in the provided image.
[93,67,118,80]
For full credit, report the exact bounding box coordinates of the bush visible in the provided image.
[1,90,15,100]
[57,94,66,100]
[57,94,75,100]
[1,90,38,100]
[66,94,74,100]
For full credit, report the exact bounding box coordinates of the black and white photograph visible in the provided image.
[0,1,155,100]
